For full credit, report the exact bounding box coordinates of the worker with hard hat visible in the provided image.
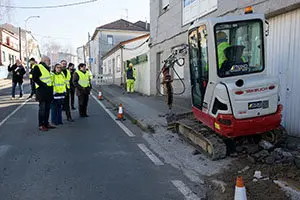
[125,63,136,93]
[216,31,230,69]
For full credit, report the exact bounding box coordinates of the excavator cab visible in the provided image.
[187,12,282,139]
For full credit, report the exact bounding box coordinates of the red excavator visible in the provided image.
[158,7,285,160]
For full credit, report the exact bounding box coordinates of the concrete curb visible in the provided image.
[92,88,150,132]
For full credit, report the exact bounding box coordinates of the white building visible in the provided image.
[0,28,19,78]
[1,23,41,65]
[102,34,151,95]
[76,45,86,64]
[88,19,149,75]
[150,0,300,136]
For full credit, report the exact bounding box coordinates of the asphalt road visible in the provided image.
[0,85,204,200]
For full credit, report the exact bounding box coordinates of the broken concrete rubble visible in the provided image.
[259,140,274,150]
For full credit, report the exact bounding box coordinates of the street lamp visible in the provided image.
[25,15,40,68]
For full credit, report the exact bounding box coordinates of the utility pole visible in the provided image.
[24,16,40,68]
[18,27,22,60]
[88,32,92,70]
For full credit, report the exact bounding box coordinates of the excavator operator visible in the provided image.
[216,31,230,69]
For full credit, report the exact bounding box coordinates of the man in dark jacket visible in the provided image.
[73,63,91,117]
[28,57,37,99]
[32,56,55,131]
[7,59,26,99]
[61,60,74,122]
[68,63,76,110]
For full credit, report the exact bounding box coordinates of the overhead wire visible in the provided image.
[0,0,99,9]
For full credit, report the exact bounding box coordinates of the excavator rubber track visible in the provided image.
[167,112,286,160]
[167,112,227,160]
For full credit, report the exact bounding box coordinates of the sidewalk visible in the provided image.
[93,84,192,131]
[0,78,12,89]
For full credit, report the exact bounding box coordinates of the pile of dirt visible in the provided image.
[206,155,300,200]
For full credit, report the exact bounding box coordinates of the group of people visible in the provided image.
[27,56,92,131]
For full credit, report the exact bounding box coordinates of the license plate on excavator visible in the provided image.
[248,100,269,110]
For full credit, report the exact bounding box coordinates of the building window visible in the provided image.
[108,60,112,74]
[6,37,10,46]
[2,51,5,62]
[107,35,113,45]
[161,0,169,12]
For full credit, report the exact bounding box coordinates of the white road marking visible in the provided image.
[0,99,30,127]
[92,94,135,137]
[137,144,164,166]
[171,180,201,200]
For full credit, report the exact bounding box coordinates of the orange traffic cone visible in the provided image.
[234,176,247,200]
[116,104,124,120]
[98,91,103,100]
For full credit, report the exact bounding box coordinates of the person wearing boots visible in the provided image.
[61,60,74,122]
[125,63,136,93]
[73,63,91,117]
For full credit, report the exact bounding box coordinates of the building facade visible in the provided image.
[102,34,150,95]
[88,19,149,75]
[77,45,86,64]
[150,0,300,136]
[0,28,20,78]
[1,23,41,65]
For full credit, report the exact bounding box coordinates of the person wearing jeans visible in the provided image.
[7,59,26,99]
[12,82,24,98]
[32,56,55,131]
[51,64,66,125]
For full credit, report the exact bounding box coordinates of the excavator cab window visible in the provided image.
[188,25,209,109]
[215,19,264,77]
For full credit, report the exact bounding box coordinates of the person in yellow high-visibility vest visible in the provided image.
[32,56,55,131]
[73,63,92,117]
[28,57,37,99]
[125,63,136,93]
[50,63,66,125]
[216,31,230,69]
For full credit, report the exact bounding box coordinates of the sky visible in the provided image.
[0,0,150,54]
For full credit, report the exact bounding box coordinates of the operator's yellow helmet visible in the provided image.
[216,31,227,41]
[129,63,133,67]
